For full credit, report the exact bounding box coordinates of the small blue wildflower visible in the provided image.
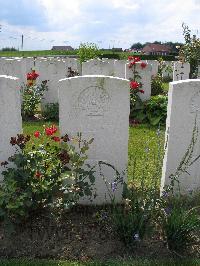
[133,232,140,241]
[162,191,168,198]
[111,181,117,192]
[164,207,172,215]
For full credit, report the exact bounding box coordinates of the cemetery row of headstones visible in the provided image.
[0,74,129,204]
[0,64,200,204]
[0,57,190,105]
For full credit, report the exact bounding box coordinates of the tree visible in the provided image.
[180,23,200,78]
[77,43,99,63]
[1,47,18,51]
[130,42,143,50]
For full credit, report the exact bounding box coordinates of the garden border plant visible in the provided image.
[0,125,96,230]
[21,70,48,120]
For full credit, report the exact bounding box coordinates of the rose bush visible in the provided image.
[128,56,146,119]
[0,125,96,224]
[21,70,48,120]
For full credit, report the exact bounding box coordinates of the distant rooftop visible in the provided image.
[142,43,172,53]
[51,46,74,51]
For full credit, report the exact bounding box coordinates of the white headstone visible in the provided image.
[65,57,82,75]
[162,61,173,79]
[173,62,190,81]
[125,62,152,101]
[0,59,24,83]
[82,59,114,76]
[161,79,200,194]
[147,60,159,77]
[0,75,22,180]
[35,59,67,105]
[59,75,130,204]
[114,60,128,78]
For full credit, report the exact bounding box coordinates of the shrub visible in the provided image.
[131,95,168,126]
[159,195,200,254]
[42,103,59,121]
[78,43,99,63]
[21,70,48,120]
[111,186,155,246]
[180,23,200,78]
[0,126,96,225]
[151,74,164,96]
[145,95,168,126]
[128,56,147,120]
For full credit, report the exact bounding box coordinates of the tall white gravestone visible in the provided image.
[0,76,22,180]
[125,62,152,101]
[82,59,114,76]
[64,57,82,75]
[147,60,159,77]
[59,75,130,204]
[35,59,67,105]
[114,60,128,78]
[161,79,200,194]
[162,61,173,80]
[173,62,190,81]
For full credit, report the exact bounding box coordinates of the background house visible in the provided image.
[142,43,172,55]
[51,46,74,51]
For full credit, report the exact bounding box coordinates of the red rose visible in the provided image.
[128,56,134,61]
[52,136,60,142]
[130,81,140,89]
[139,89,145,94]
[51,125,58,134]
[32,71,39,80]
[128,61,136,69]
[45,128,53,136]
[141,62,147,69]
[26,71,39,81]
[34,131,40,138]
[45,125,58,136]
[35,171,42,178]
[27,73,33,80]
[133,56,141,62]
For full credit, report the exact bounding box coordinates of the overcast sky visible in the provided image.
[0,0,199,50]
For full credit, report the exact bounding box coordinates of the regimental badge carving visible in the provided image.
[190,90,200,113]
[76,86,110,116]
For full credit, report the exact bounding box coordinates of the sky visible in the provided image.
[0,0,199,50]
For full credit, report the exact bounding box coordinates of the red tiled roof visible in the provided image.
[142,44,172,53]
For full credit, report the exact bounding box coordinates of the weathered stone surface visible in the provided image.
[82,59,114,76]
[162,61,173,79]
[64,57,82,76]
[147,60,159,77]
[161,79,200,194]
[173,62,190,81]
[0,75,22,180]
[59,75,130,204]
[35,59,67,104]
[114,60,128,78]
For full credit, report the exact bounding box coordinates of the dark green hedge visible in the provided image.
[98,53,121,60]
[138,54,177,61]
[0,50,177,61]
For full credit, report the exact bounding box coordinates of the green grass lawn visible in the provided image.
[4,122,200,266]
[162,82,170,93]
